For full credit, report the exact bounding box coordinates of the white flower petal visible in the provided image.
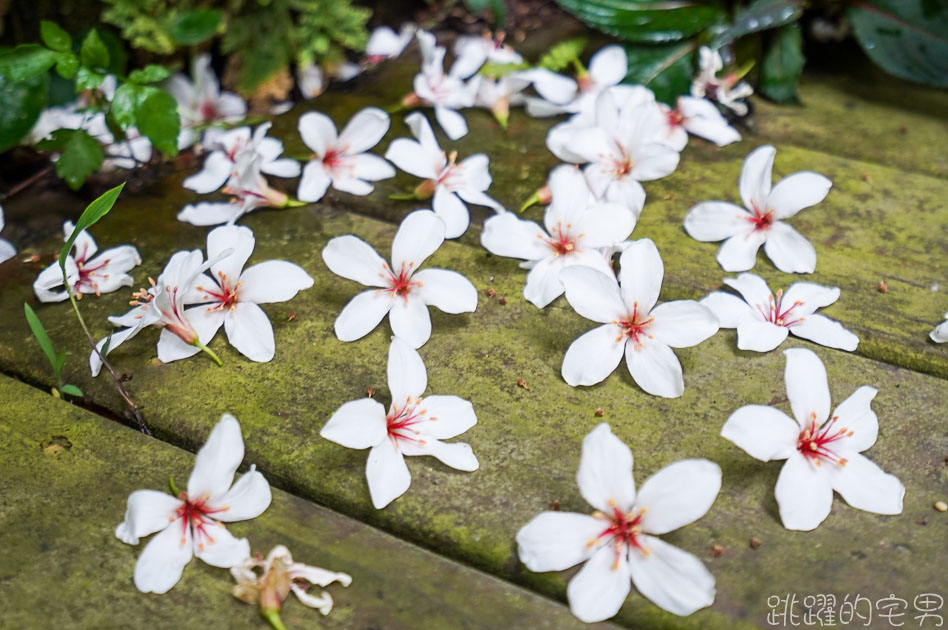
[435,105,468,140]
[604,179,647,218]
[790,313,859,351]
[156,328,202,362]
[699,291,752,328]
[578,203,636,248]
[338,107,390,154]
[331,173,374,196]
[764,221,816,273]
[561,324,625,387]
[184,151,233,193]
[522,68,577,104]
[722,272,772,308]
[298,111,338,156]
[366,438,412,508]
[261,157,301,178]
[523,256,567,308]
[736,313,789,352]
[115,490,182,545]
[721,405,799,461]
[384,138,440,179]
[516,511,603,572]
[577,423,637,513]
[188,414,245,502]
[392,209,445,271]
[456,188,504,213]
[132,519,193,594]
[739,145,775,212]
[768,172,832,220]
[290,584,334,614]
[348,153,396,182]
[683,201,749,242]
[417,395,476,440]
[401,438,478,471]
[334,290,395,342]
[33,261,71,302]
[0,239,15,264]
[588,45,627,87]
[930,318,948,343]
[321,398,388,449]
[618,238,663,315]
[480,213,549,261]
[628,536,715,616]
[717,230,766,272]
[207,224,254,284]
[628,143,680,181]
[210,467,271,522]
[322,235,388,288]
[831,386,878,453]
[781,282,839,313]
[636,459,721,534]
[239,260,314,304]
[648,300,718,348]
[413,268,477,314]
[828,452,904,515]
[432,187,470,239]
[193,522,250,568]
[299,160,333,202]
[784,347,830,426]
[90,324,145,377]
[775,452,833,531]
[177,202,246,227]
[566,543,631,623]
[224,303,275,362]
[388,336,427,404]
[182,307,226,349]
[625,339,684,398]
[389,296,432,349]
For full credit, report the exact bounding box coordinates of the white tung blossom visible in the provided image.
[655,96,741,151]
[722,348,904,531]
[408,30,481,140]
[691,46,754,116]
[517,423,720,622]
[165,53,247,150]
[930,312,948,343]
[684,145,832,274]
[115,414,271,593]
[321,336,478,509]
[322,209,478,348]
[385,112,503,239]
[366,24,417,63]
[521,45,628,119]
[33,221,141,302]
[0,205,17,264]
[480,165,635,308]
[701,273,859,352]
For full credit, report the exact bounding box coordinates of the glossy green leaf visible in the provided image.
[169,9,223,46]
[24,304,63,380]
[136,89,180,156]
[59,384,83,397]
[847,0,948,88]
[0,45,59,81]
[127,65,170,84]
[712,0,802,46]
[0,71,48,152]
[759,23,804,103]
[54,53,79,79]
[40,21,72,53]
[50,129,105,191]
[60,183,125,269]
[624,42,695,104]
[555,0,724,43]
[110,83,146,130]
[79,29,110,71]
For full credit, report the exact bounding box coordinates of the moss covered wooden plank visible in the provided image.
[0,375,619,630]
[0,201,944,627]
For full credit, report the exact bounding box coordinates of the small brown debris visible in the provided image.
[594,408,604,417]
[498,296,507,305]
[485,288,496,298]
[287,311,296,321]
[517,378,530,391]
[877,280,888,293]
[367,387,376,398]
[25,254,41,263]
[665,193,675,200]
[899,124,908,134]
[916,519,928,526]
[710,543,724,557]
[935,501,947,512]
[861,173,871,182]
[119,372,133,383]
[749,537,762,549]
[551,500,561,511]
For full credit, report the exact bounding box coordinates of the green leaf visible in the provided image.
[135,89,180,156]
[624,42,696,104]
[79,29,110,71]
[847,0,948,88]
[759,23,804,103]
[41,21,72,53]
[712,0,803,47]
[463,0,507,27]
[75,66,104,91]
[24,303,62,380]
[98,29,128,76]
[0,45,60,81]
[54,53,79,79]
[60,183,125,270]
[169,9,223,46]
[52,129,105,191]
[110,83,147,129]
[0,71,48,152]
[538,38,588,72]
[555,0,725,44]
[127,65,170,84]
[59,384,83,397]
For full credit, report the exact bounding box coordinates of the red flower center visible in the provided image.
[589,502,649,569]
[747,202,775,232]
[382,262,418,298]
[754,288,805,327]
[667,107,685,128]
[616,302,654,347]
[797,413,852,467]
[197,271,241,311]
[199,101,220,122]
[386,398,429,445]
[174,492,229,551]
[543,221,579,256]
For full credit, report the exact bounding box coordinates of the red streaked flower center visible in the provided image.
[797,413,852,467]
[667,107,685,128]
[382,262,419,298]
[198,271,241,311]
[616,302,654,347]
[323,148,344,169]
[543,221,579,256]
[755,288,804,327]
[589,502,649,569]
[174,492,229,552]
[199,101,220,122]
[747,202,774,232]
[386,397,429,445]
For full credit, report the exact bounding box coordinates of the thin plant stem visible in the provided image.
[261,609,288,630]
